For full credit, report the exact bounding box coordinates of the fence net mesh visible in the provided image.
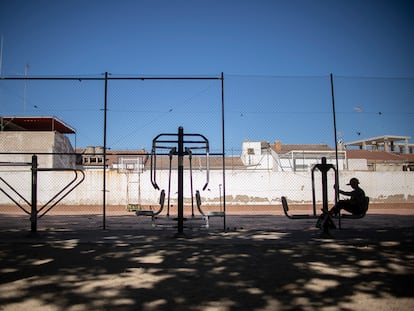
[1,74,413,231]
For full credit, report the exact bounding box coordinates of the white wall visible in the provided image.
[347,159,368,170]
[1,168,413,207]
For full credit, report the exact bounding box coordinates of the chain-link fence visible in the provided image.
[1,73,413,232]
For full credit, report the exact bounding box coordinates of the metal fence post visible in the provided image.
[31,154,38,233]
[103,72,108,230]
[177,126,184,234]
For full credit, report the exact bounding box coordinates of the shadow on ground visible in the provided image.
[0,215,413,311]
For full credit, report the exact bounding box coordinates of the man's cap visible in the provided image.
[347,177,359,185]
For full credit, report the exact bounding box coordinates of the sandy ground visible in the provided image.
[0,206,413,311]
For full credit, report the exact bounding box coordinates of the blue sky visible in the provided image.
[1,0,413,152]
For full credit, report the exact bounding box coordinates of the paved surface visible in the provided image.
[0,210,413,311]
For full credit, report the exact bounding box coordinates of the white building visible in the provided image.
[0,116,76,168]
[241,140,346,172]
[345,135,413,154]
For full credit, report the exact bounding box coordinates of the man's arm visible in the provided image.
[339,189,353,196]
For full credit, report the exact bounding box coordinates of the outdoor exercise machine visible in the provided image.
[135,147,185,228]
[137,126,223,233]
[195,190,224,228]
[282,157,370,231]
[135,189,166,227]
[313,157,369,230]
[281,196,318,219]
[0,154,85,233]
[312,157,337,233]
[316,159,370,230]
[281,157,337,233]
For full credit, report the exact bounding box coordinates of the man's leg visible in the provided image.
[330,200,348,216]
[342,203,362,215]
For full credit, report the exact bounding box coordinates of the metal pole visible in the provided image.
[138,169,141,208]
[330,73,339,203]
[103,72,108,230]
[219,184,222,210]
[321,157,329,214]
[177,126,184,233]
[188,150,195,217]
[221,72,226,231]
[311,167,316,216]
[31,155,38,233]
[167,149,174,217]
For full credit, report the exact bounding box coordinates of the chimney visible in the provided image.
[274,140,282,151]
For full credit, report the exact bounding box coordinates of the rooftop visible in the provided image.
[346,149,414,162]
[344,135,412,153]
[0,116,76,134]
[271,141,334,153]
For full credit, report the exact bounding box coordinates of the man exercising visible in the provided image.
[330,177,366,216]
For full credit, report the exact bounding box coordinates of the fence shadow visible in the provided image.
[0,220,413,310]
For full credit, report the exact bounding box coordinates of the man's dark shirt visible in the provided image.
[340,187,366,208]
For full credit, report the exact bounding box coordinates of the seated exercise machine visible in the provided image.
[312,159,370,229]
[281,196,318,219]
[282,157,370,231]
[312,157,337,232]
[195,190,225,228]
[281,157,337,220]
[136,126,223,233]
[135,189,165,227]
[281,157,337,233]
